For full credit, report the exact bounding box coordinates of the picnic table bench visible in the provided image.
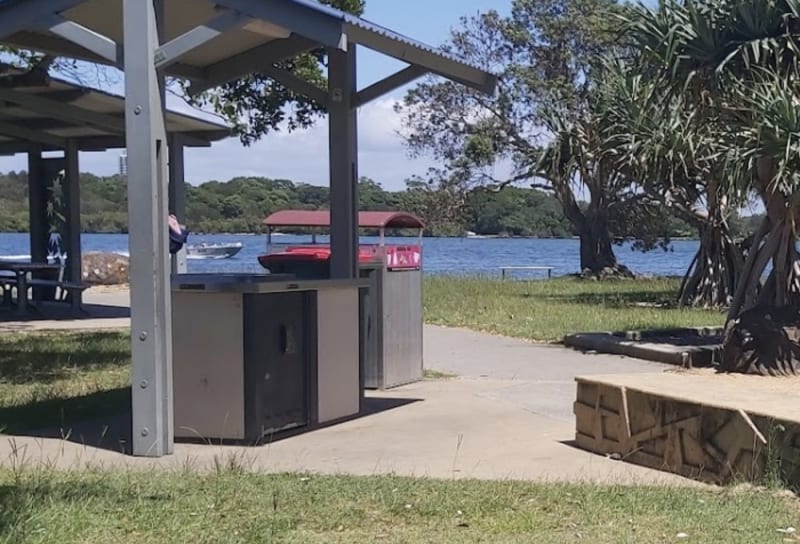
[500,265,555,279]
[0,261,87,314]
[27,278,88,311]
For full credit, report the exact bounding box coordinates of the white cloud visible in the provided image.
[0,96,437,191]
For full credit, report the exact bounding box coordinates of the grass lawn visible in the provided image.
[0,332,130,434]
[424,276,725,343]
[0,286,794,542]
[1,468,798,543]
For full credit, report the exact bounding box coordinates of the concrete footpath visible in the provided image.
[0,288,694,485]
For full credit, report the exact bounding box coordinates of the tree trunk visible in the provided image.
[727,212,800,321]
[723,161,800,375]
[721,305,800,376]
[677,222,743,309]
[576,216,632,278]
[556,177,632,279]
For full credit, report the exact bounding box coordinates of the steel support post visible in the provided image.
[327,46,359,279]
[27,145,48,263]
[123,0,173,457]
[63,140,82,305]
[168,134,188,274]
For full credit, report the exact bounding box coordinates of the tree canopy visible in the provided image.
[185,0,365,145]
[397,0,675,276]
[0,171,590,237]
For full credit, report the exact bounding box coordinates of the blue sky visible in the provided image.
[356,0,504,86]
[0,0,508,190]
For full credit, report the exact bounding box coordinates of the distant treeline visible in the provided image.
[0,171,762,239]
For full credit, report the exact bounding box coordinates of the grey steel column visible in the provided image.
[327,46,359,279]
[27,145,48,263]
[123,0,174,457]
[64,140,82,304]
[168,134,188,274]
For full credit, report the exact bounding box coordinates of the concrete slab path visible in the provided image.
[0,288,695,485]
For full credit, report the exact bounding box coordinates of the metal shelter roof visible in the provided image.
[264,210,425,230]
[0,66,231,154]
[0,0,497,97]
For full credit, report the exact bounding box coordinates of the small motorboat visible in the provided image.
[186,241,243,260]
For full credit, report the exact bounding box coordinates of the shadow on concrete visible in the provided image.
[4,392,423,455]
[558,439,580,450]
[0,302,130,324]
[361,395,422,417]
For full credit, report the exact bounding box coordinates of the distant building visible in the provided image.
[119,151,128,179]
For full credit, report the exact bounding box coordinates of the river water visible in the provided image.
[0,232,700,278]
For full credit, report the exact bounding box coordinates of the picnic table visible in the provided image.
[0,260,63,314]
[500,265,555,279]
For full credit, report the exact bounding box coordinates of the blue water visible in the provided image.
[0,232,701,278]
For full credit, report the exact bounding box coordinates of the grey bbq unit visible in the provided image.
[171,274,366,442]
[261,210,425,390]
[359,264,423,389]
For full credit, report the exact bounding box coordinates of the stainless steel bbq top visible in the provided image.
[171,273,368,294]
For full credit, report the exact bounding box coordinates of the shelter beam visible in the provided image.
[354,65,427,108]
[188,35,318,96]
[3,33,204,80]
[123,0,174,457]
[44,16,121,65]
[0,120,67,148]
[0,67,50,89]
[262,65,328,106]
[155,9,251,70]
[327,46,358,279]
[168,134,188,274]
[215,0,346,50]
[0,89,126,133]
[0,118,87,131]
[1,32,121,69]
[346,24,497,95]
[64,139,82,309]
[0,0,88,40]
[27,145,48,264]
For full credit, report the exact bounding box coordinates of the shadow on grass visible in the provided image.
[5,390,424,454]
[0,332,130,385]
[0,478,165,537]
[0,388,132,453]
[520,290,678,309]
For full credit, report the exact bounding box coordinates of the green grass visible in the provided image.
[0,286,793,542]
[0,332,130,434]
[424,276,725,343]
[422,368,456,379]
[0,467,797,543]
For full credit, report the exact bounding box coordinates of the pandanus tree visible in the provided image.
[398,0,672,277]
[625,0,800,374]
[533,81,647,277]
[600,60,745,307]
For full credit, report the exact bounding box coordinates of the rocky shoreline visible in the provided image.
[81,252,129,285]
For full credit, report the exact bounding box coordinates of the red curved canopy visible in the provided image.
[263,210,425,230]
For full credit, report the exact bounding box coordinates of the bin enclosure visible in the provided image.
[171,274,365,442]
[259,210,425,389]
